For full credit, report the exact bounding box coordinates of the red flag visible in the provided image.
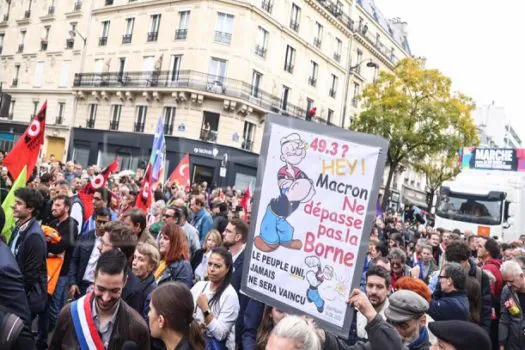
[3,101,47,181]
[78,157,120,220]
[168,154,190,189]
[240,183,252,221]
[135,164,153,212]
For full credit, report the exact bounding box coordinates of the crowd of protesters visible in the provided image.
[0,158,524,349]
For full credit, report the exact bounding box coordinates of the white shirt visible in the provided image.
[83,237,101,283]
[195,251,211,281]
[70,202,83,235]
[191,281,239,350]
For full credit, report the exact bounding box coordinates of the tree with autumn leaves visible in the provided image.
[351,58,479,209]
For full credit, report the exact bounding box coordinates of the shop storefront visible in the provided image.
[402,184,429,210]
[69,128,258,189]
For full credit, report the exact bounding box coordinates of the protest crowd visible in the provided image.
[0,153,523,350]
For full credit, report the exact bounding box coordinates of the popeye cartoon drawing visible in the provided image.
[254,133,315,252]
[305,256,334,313]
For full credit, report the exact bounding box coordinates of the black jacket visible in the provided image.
[428,290,470,322]
[468,258,492,333]
[8,218,48,316]
[123,270,146,317]
[212,213,228,235]
[68,229,97,287]
[190,248,206,272]
[232,250,249,348]
[0,240,31,326]
[48,216,79,276]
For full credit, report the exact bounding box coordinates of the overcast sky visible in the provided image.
[374,0,525,141]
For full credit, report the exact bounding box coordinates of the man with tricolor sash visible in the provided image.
[50,249,150,349]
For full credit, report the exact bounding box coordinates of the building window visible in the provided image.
[32,101,39,117]
[329,74,338,98]
[242,121,256,151]
[251,71,262,97]
[356,49,363,74]
[290,3,300,32]
[175,11,190,40]
[308,61,318,87]
[334,37,342,62]
[33,62,45,88]
[18,30,26,52]
[123,18,134,43]
[164,107,176,135]
[261,0,273,13]
[117,57,126,82]
[280,85,290,111]
[56,102,65,124]
[148,14,161,42]
[284,45,295,73]
[168,55,182,85]
[12,64,20,87]
[0,34,4,54]
[314,22,323,48]
[215,13,233,44]
[8,100,15,119]
[99,21,110,46]
[208,58,227,87]
[135,106,147,132]
[87,104,97,128]
[352,83,360,107]
[200,111,219,142]
[255,26,268,58]
[376,33,381,46]
[109,105,121,130]
[327,109,334,125]
[66,23,75,49]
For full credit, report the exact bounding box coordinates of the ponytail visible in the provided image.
[187,319,205,350]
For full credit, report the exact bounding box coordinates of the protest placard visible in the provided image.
[241,114,388,337]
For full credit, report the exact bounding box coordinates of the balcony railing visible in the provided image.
[24,10,31,19]
[289,20,299,32]
[214,31,232,44]
[242,139,254,151]
[147,32,158,42]
[134,122,145,132]
[99,37,108,46]
[48,6,55,15]
[74,1,82,11]
[329,89,336,98]
[66,39,74,49]
[313,37,322,48]
[358,24,399,64]
[200,128,218,143]
[17,44,24,53]
[333,52,341,62]
[284,64,294,74]
[11,79,18,87]
[122,34,132,44]
[315,0,354,33]
[41,40,48,51]
[86,119,95,128]
[164,124,174,135]
[175,29,187,40]
[73,70,307,120]
[55,116,63,125]
[109,120,119,130]
[255,45,266,58]
[308,77,317,87]
[261,0,272,13]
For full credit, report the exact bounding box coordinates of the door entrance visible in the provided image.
[46,137,65,161]
[192,164,214,185]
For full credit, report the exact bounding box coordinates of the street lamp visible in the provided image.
[350,59,379,71]
[68,30,87,46]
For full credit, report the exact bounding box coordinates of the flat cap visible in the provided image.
[428,320,491,350]
[384,290,429,322]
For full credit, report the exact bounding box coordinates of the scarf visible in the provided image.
[154,260,168,280]
[70,292,105,350]
[408,326,429,350]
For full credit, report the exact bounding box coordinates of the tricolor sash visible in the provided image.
[70,292,105,350]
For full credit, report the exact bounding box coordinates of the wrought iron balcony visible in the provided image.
[313,37,322,49]
[17,44,24,53]
[11,79,18,87]
[134,122,145,133]
[214,31,232,44]
[41,40,48,51]
[99,37,108,46]
[74,1,82,11]
[242,139,254,151]
[175,29,187,40]
[48,6,55,15]
[66,39,74,49]
[284,64,294,74]
[255,45,266,58]
[147,32,158,42]
[164,123,174,135]
[24,10,31,19]
[73,70,307,120]
[333,52,341,62]
[261,0,272,13]
[329,89,336,98]
[109,120,119,130]
[122,34,132,44]
[86,119,95,128]
[289,20,299,32]
[315,0,354,33]
[55,116,63,125]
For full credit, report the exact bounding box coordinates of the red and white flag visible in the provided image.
[168,153,190,190]
[135,164,153,213]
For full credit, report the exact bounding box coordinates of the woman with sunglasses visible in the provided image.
[154,222,193,288]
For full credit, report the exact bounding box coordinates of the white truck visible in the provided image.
[435,148,525,242]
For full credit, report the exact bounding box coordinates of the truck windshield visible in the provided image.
[436,193,502,225]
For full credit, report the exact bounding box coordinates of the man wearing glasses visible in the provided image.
[82,188,117,233]
[428,262,469,322]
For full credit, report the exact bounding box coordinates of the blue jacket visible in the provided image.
[157,260,193,289]
[192,208,213,244]
[428,290,470,322]
[241,299,265,349]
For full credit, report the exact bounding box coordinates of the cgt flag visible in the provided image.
[135,164,153,212]
[168,153,190,189]
[1,166,27,241]
[3,101,47,181]
[78,157,120,221]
